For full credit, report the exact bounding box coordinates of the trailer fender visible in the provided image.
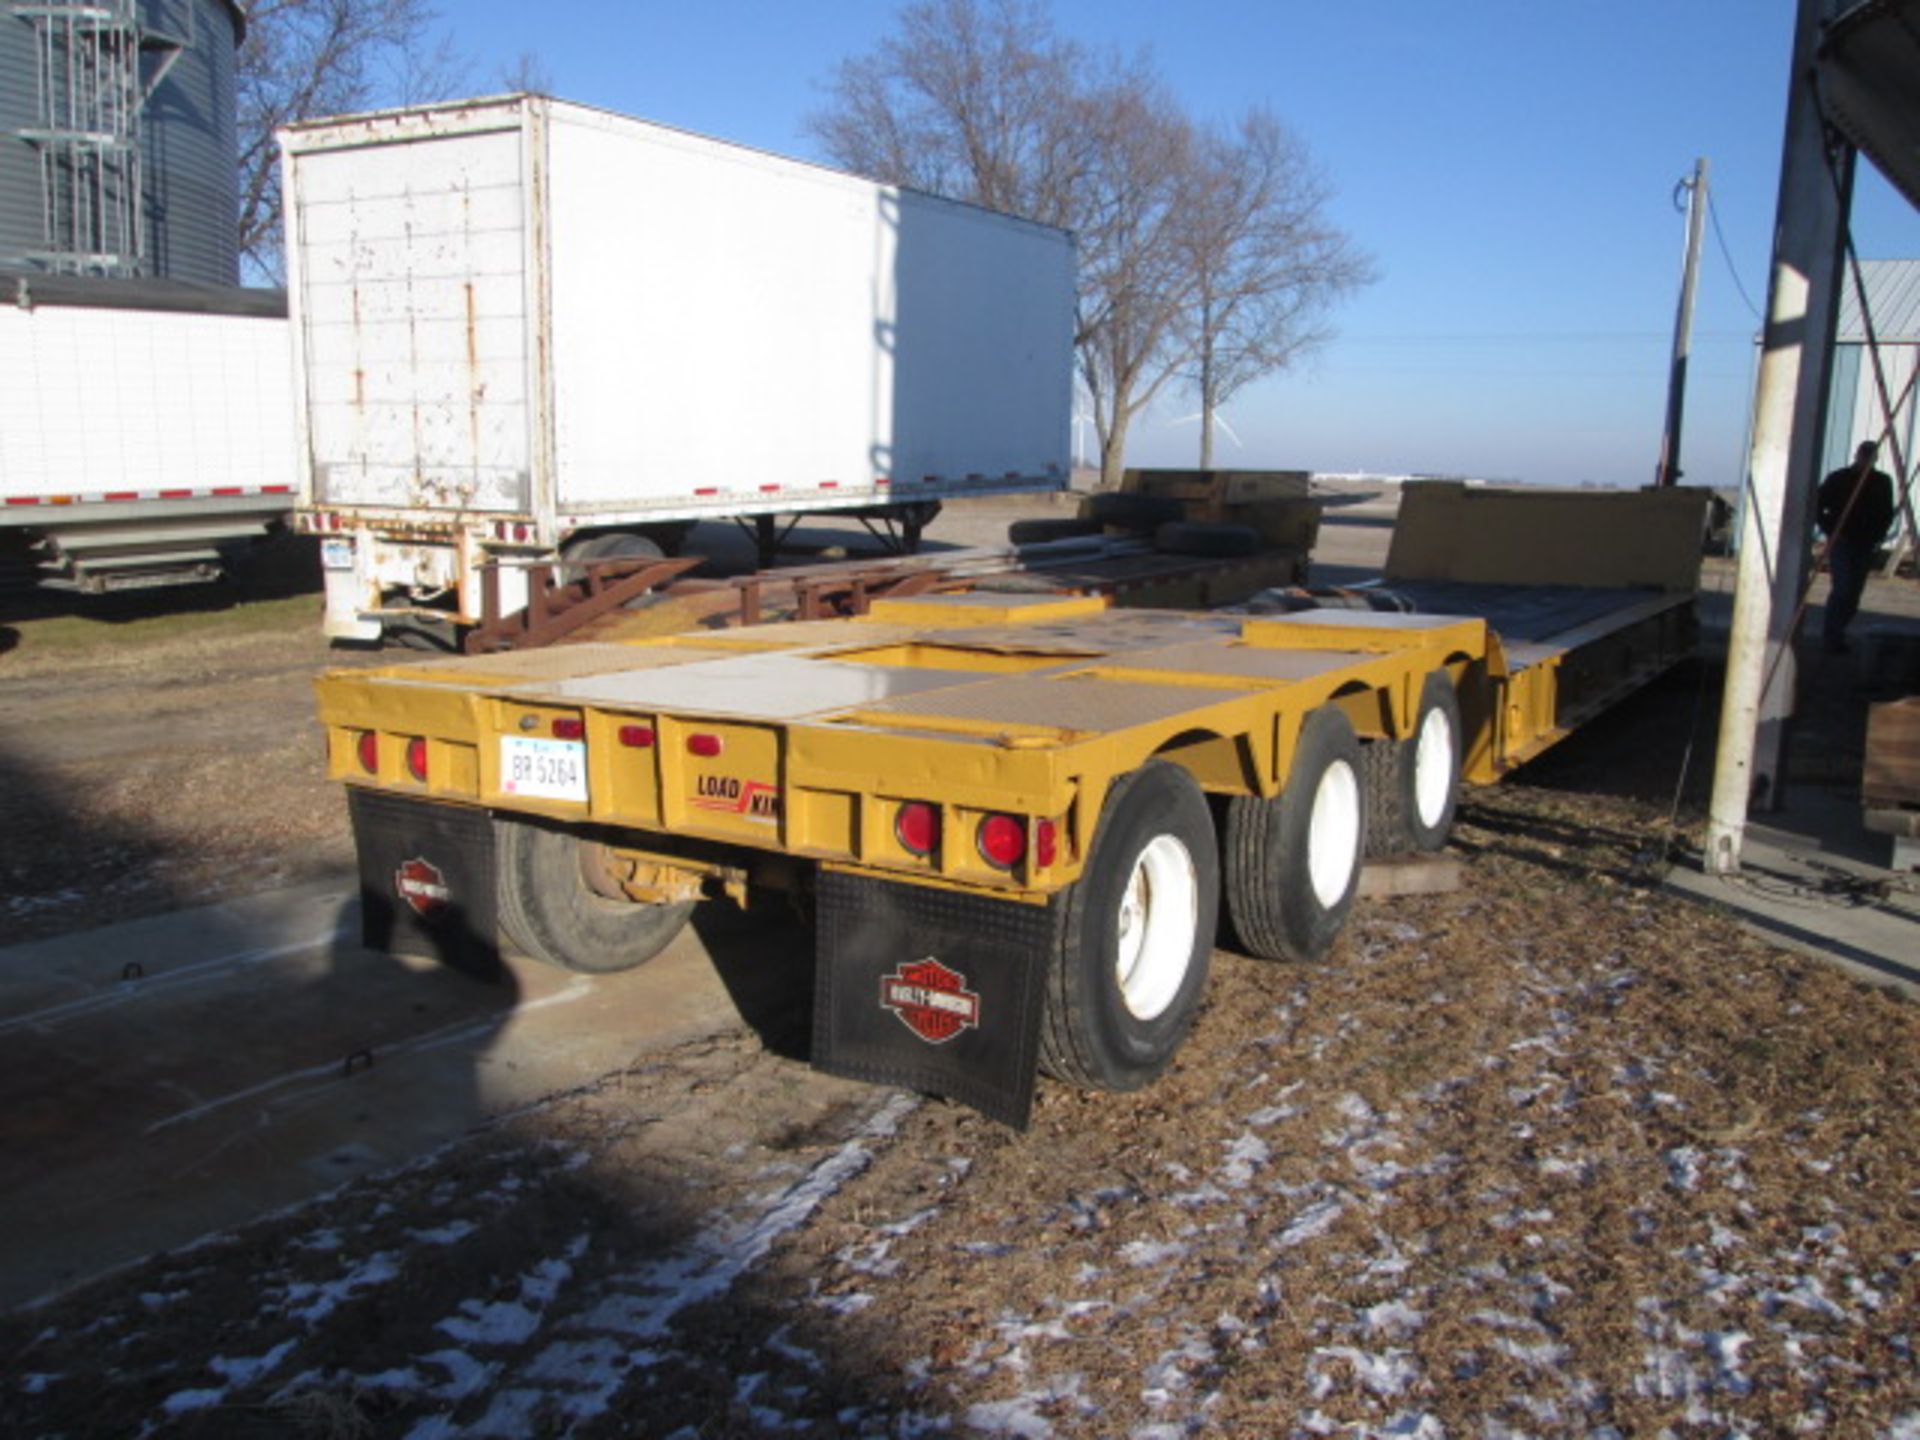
[814,871,1057,1129]
[348,790,502,978]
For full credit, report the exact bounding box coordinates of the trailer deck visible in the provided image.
[316,482,1711,1125]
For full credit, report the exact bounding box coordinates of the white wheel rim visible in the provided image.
[1413,705,1456,829]
[1113,834,1199,1021]
[1307,758,1361,908]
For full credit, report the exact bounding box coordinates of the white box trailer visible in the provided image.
[279,95,1076,643]
[0,276,295,592]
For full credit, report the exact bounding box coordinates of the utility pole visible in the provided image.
[1655,158,1709,488]
[1705,0,1854,873]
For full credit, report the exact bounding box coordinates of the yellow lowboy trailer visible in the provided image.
[317,484,1708,1125]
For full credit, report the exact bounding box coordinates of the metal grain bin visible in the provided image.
[0,0,241,282]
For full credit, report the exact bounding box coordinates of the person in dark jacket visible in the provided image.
[1816,440,1896,653]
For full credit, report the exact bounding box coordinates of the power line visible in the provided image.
[1705,189,1764,320]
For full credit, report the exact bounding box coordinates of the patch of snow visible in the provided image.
[1278,1199,1345,1249]
[1119,1239,1189,1268]
[1220,1132,1270,1186]
[1666,1146,1704,1192]
[1169,1182,1232,1208]
[8,888,82,916]
[1140,1331,1215,1404]
[407,1220,479,1246]
[208,1338,296,1387]
[1362,1301,1424,1340]
[1764,1276,1849,1323]
[963,1372,1085,1437]
[160,1387,224,1415]
[1246,1103,1301,1127]
[280,1251,400,1326]
[1493,1336,1570,1369]
[439,1246,582,1347]
[766,1325,823,1372]
[1307,1345,1422,1404]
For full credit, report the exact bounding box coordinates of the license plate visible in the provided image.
[499,736,588,802]
[321,538,354,570]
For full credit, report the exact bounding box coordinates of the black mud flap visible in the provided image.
[348,789,501,979]
[814,870,1056,1129]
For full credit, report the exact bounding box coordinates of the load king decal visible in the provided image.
[880,957,982,1044]
[394,856,451,918]
[690,774,781,822]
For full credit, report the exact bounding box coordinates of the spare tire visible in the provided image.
[496,817,694,973]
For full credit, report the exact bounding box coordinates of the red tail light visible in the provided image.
[619,724,656,748]
[405,737,428,781]
[356,731,378,774]
[551,717,585,740]
[688,733,723,757]
[977,814,1026,869]
[1035,818,1059,868]
[895,801,939,856]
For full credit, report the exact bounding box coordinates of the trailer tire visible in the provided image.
[1399,670,1463,852]
[1223,706,1365,963]
[1039,761,1218,1091]
[495,818,694,973]
[560,532,665,588]
[1008,516,1103,545]
[1152,521,1261,558]
[1362,740,1408,857]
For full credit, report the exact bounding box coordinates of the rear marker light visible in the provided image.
[551,717,585,740]
[1035,818,1059,868]
[618,724,656,748]
[688,733,723,758]
[356,731,378,774]
[405,737,428,781]
[977,813,1026,869]
[895,801,939,857]
[514,523,530,542]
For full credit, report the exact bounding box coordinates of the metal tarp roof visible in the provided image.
[1836,259,1920,343]
[1819,0,1920,212]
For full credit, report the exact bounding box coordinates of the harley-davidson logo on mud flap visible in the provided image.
[394,856,451,919]
[690,774,781,822]
[880,957,982,1044]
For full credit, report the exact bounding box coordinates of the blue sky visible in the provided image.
[446,1,1919,491]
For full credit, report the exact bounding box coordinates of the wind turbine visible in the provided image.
[1170,408,1243,469]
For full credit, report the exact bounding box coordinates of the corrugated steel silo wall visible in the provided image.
[140,0,241,284]
[0,11,47,272]
[0,0,239,281]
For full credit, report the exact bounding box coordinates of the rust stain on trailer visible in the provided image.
[465,280,483,478]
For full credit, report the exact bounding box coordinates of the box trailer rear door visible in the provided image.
[289,119,534,517]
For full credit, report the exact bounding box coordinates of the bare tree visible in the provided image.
[810,0,1368,485]
[1180,112,1372,468]
[497,50,555,96]
[235,0,464,282]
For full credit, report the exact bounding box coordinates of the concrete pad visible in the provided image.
[0,876,789,1308]
[1665,785,1920,1001]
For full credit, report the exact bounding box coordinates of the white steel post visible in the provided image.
[1705,0,1854,875]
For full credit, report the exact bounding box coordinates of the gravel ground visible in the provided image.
[3,505,1917,1438]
